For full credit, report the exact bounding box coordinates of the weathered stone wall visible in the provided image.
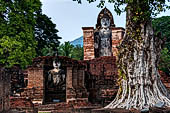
[66,66,88,103]
[10,97,37,113]
[8,57,170,109]
[0,66,11,112]
[10,66,26,96]
[21,59,45,104]
[82,56,118,105]
[20,56,88,104]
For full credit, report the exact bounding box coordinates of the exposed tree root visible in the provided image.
[105,17,170,110]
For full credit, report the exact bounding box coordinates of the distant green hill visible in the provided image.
[70,36,83,47]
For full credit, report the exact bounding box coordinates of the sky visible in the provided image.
[40,0,170,43]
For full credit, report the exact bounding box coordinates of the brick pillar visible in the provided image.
[82,27,95,60]
[27,68,44,104]
[77,67,89,100]
[66,67,73,89]
[78,67,85,87]
[66,67,76,103]
[72,67,78,88]
[3,79,10,111]
[111,27,125,56]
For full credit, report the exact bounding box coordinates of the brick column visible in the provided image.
[111,27,125,56]
[82,27,95,60]
[3,79,10,111]
[66,67,76,103]
[78,67,85,87]
[72,67,78,88]
[27,68,44,104]
[77,67,89,100]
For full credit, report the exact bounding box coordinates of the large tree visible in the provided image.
[0,0,41,68]
[35,10,61,56]
[74,0,170,110]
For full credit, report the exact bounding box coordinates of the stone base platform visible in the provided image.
[92,108,137,113]
[92,107,170,113]
[36,107,170,113]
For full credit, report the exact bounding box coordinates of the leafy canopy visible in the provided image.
[73,0,170,18]
[0,0,41,68]
[35,10,61,56]
[0,0,61,68]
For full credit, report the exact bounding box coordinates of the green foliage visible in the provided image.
[58,41,74,58]
[0,0,41,68]
[35,10,61,56]
[58,42,84,60]
[152,16,170,75]
[40,46,56,56]
[72,45,84,60]
[73,0,170,17]
[152,16,170,51]
[159,48,170,74]
[0,0,60,68]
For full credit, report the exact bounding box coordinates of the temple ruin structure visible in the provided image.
[83,8,125,60]
[1,7,170,113]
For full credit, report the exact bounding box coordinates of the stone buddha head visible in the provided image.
[101,16,110,28]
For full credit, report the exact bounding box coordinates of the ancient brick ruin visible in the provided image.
[83,8,125,60]
[21,56,89,104]
[17,56,118,106]
[83,56,118,106]
[1,8,170,113]
[8,55,118,112]
[2,56,170,112]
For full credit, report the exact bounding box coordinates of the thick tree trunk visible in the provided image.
[105,7,170,110]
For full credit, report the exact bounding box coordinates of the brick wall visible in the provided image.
[2,56,170,110]
[82,56,118,105]
[0,66,11,112]
[10,66,26,95]
[66,66,88,103]
[82,27,95,60]
[21,56,118,105]
[21,56,88,104]
[160,71,170,89]
[21,67,45,105]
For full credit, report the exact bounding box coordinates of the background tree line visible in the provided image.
[152,16,170,76]
[58,41,83,60]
